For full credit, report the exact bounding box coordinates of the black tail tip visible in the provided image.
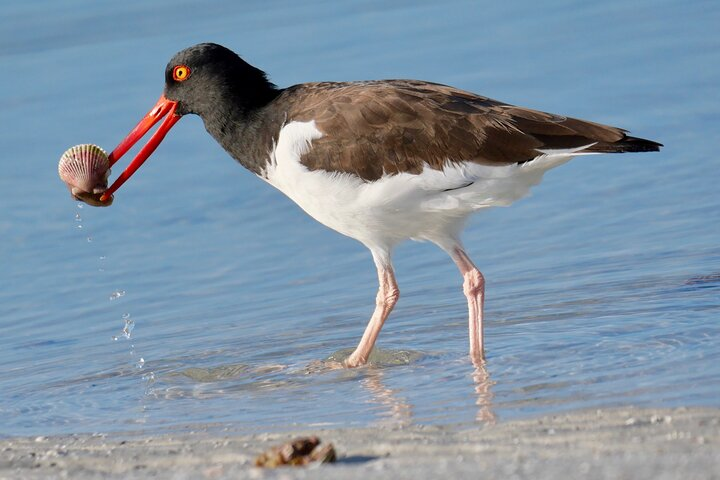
[619,135,663,152]
[589,135,663,153]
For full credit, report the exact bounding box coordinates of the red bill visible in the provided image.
[99,94,180,202]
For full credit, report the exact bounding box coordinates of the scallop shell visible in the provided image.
[58,144,110,194]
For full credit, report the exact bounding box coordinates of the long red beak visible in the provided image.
[99,94,181,202]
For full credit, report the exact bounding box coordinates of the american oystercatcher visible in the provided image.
[100,43,661,367]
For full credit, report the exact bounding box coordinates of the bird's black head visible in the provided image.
[99,43,279,202]
[163,43,278,117]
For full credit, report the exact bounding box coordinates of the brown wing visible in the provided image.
[283,80,660,182]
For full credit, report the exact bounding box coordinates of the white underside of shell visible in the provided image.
[263,120,596,253]
[58,144,111,194]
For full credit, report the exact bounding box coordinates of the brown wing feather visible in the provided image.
[281,80,660,181]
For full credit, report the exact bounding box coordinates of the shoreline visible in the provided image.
[1,406,717,479]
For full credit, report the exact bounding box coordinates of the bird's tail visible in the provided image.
[586,135,663,153]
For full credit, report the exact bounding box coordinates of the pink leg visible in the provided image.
[450,246,485,364]
[345,257,399,368]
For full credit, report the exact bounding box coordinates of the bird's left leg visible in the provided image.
[345,251,399,368]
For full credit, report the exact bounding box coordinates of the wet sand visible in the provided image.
[1,406,717,479]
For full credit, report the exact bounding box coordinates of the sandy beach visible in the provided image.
[2,406,717,480]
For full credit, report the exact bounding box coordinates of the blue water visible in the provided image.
[1,0,719,437]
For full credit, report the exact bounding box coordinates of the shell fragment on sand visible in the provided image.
[254,436,337,467]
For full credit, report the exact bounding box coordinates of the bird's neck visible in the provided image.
[200,87,284,176]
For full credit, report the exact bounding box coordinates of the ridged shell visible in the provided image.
[58,144,110,194]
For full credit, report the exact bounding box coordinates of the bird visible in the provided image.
[99,43,662,368]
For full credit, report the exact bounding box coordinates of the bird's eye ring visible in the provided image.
[173,65,191,82]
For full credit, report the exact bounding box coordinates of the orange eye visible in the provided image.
[172,65,190,82]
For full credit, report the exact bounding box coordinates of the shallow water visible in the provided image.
[1,0,719,437]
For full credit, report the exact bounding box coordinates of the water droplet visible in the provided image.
[136,357,145,369]
[99,256,107,261]
[76,203,84,209]
[77,224,83,229]
[109,290,126,300]
[87,237,93,243]
[75,213,82,222]
[122,316,134,339]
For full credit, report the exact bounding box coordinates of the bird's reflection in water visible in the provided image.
[357,359,496,426]
[471,360,496,424]
[360,368,413,427]
[309,348,495,426]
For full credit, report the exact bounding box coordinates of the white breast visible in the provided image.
[262,120,588,251]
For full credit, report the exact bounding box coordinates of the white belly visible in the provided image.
[262,120,582,251]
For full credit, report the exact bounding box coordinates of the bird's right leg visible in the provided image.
[448,245,485,365]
